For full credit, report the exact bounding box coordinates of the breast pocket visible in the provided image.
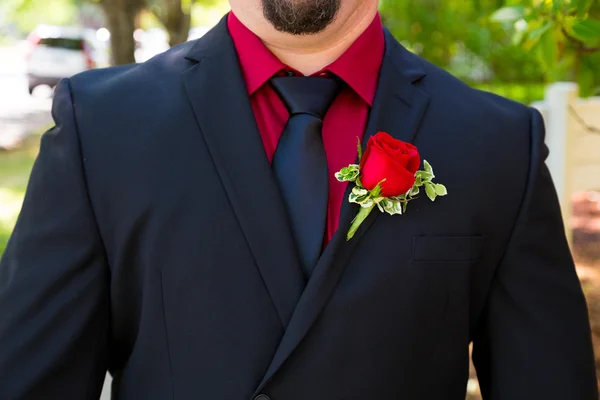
[411,236,485,263]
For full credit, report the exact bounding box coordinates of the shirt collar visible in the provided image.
[228,12,385,106]
[227,12,287,96]
[323,13,384,106]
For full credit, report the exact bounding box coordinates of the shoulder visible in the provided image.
[48,40,205,170]
[396,49,542,162]
[386,41,545,204]
[420,58,534,137]
[68,40,196,102]
[382,31,538,149]
[57,41,198,143]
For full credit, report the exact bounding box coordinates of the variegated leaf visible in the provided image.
[435,184,448,196]
[349,193,370,204]
[334,164,360,182]
[409,185,420,196]
[349,186,372,205]
[359,198,374,208]
[425,182,437,201]
[416,170,434,182]
[351,186,369,197]
[424,160,434,175]
[379,198,403,216]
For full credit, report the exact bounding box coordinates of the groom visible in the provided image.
[0,0,597,398]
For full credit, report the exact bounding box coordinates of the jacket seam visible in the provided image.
[158,269,176,400]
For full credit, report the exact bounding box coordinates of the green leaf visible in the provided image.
[435,184,448,196]
[416,171,434,182]
[351,187,368,196]
[370,180,386,198]
[378,198,403,216]
[569,0,593,17]
[490,6,526,23]
[402,201,408,214]
[335,164,360,182]
[359,198,374,208]
[525,2,545,22]
[537,26,558,71]
[570,19,600,42]
[551,0,562,12]
[349,186,371,205]
[425,182,437,201]
[409,185,420,197]
[578,61,596,97]
[527,21,554,45]
[356,137,363,162]
[423,160,433,174]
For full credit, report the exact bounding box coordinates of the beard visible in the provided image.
[261,0,342,35]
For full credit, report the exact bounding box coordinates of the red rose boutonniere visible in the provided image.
[335,132,448,240]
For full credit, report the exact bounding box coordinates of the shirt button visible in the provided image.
[254,395,270,400]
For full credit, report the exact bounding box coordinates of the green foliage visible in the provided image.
[380,0,544,85]
[1,0,78,33]
[472,82,546,103]
[570,19,600,41]
[412,160,447,202]
[381,0,600,100]
[490,0,600,96]
[335,164,361,182]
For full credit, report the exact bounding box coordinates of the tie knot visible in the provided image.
[270,76,342,120]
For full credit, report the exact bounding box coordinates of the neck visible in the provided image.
[232,3,379,76]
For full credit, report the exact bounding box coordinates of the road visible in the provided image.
[0,44,53,149]
[0,44,113,399]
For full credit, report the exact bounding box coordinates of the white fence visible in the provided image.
[533,83,600,240]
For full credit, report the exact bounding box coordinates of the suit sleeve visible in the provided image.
[472,108,598,399]
[0,79,109,399]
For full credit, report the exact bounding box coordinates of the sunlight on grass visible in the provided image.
[0,187,25,256]
[0,187,25,226]
[0,133,42,257]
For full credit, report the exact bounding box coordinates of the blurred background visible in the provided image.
[0,0,600,399]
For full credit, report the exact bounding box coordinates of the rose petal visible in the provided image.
[360,145,417,196]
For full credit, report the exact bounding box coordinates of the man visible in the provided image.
[0,0,597,398]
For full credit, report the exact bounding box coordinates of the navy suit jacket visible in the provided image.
[0,16,597,400]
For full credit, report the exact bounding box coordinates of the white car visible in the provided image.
[25,26,102,94]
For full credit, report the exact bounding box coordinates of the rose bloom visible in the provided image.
[359,132,421,197]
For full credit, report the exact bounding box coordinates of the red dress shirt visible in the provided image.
[227,12,385,242]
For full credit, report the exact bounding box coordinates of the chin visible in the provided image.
[262,0,342,35]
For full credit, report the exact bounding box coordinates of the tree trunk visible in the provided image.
[167,11,191,47]
[154,0,192,47]
[101,0,143,65]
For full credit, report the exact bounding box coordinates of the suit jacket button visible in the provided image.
[254,395,270,400]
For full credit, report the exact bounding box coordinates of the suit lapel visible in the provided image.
[181,18,305,328]
[254,30,431,394]
[335,29,432,247]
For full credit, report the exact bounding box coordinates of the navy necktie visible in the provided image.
[271,75,342,279]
